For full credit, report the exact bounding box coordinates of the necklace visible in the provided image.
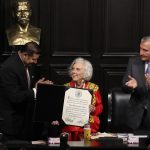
[75,82,85,88]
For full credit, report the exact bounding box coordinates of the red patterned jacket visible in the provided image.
[62,81,103,134]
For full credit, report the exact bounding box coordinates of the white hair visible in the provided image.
[69,57,93,81]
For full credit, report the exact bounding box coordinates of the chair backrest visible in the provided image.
[108,87,131,132]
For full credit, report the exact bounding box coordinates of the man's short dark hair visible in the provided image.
[20,41,41,56]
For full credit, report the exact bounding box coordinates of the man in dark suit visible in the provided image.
[123,36,150,131]
[0,42,52,141]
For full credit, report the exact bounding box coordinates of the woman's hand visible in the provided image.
[89,104,95,113]
[51,120,60,126]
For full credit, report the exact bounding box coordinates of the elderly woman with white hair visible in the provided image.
[62,57,103,141]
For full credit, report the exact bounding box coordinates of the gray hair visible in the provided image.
[141,36,150,43]
[69,57,93,81]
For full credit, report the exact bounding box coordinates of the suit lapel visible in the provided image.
[15,54,29,89]
[135,58,146,87]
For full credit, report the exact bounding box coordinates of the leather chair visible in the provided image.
[108,87,132,133]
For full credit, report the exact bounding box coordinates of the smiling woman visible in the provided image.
[62,57,103,141]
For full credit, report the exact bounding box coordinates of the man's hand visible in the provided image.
[35,77,53,89]
[125,75,137,89]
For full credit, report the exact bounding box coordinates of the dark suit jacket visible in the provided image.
[122,56,150,130]
[0,53,35,140]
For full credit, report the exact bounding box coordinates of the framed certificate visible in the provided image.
[35,84,92,127]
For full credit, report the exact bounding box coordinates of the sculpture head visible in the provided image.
[13,0,32,27]
[6,0,41,46]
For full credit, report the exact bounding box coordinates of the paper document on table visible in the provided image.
[62,88,92,127]
[91,132,117,139]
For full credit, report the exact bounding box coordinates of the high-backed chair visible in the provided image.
[108,87,132,133]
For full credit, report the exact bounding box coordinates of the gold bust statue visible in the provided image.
[6,0,41,46]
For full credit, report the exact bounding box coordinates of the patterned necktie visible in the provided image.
[146,62,150,75]
[25,67,31,88]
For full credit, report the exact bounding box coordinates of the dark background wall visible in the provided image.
[1,0,150,131]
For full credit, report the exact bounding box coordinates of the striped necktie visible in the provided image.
[146,62,150,75]
[25,67,31,88]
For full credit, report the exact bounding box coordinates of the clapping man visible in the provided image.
[123,36,150,131]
